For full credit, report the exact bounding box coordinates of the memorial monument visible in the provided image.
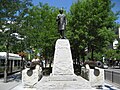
[12,8,94,90]
[56,8,67,39]
[35,38,92,89]
[35,9,92,89]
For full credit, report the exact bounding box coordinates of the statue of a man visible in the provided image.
[56,8,67,39]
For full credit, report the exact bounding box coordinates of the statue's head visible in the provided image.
[59,8,63,14]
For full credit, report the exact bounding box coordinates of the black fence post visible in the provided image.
[104,70,106,80]
[112,71,113,83]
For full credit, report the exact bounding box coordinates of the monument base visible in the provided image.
[12,75,93,90]
[35,39,92,89]
[35,75,92,89]
[52,39,74,75]
[12,39,94,90]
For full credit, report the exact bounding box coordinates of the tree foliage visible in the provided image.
[22,3,59,60]
[67,0,118,62]
[0,0,32,52]
[1,0,119,63]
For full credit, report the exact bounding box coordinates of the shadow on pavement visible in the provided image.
[7,72,21,82]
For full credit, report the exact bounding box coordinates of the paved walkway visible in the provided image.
[0,79,120,90]
[105,81,120,90]
[105,68,120,89]
[0,72,120,90]
[0,72,21,90]
[11,77,120,90]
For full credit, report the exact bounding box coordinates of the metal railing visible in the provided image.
[104,70,120,85]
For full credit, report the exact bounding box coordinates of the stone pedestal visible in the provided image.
[35,39,92,89]
[52,39,74,75]
[12,39,93,90]
[89,67,104,87]
[22,66,42,87]
[81,65,104,87]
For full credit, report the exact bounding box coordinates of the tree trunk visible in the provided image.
[91,48,94,61]
[4,51,8,83]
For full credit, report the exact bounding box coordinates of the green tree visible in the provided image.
[0,0,32,82]
[22,3,59,63]
[0,0,32,52]
[68,0,118,62]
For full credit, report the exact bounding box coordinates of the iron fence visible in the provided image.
[104,70,120,85]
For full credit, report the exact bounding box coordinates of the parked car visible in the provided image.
[103,63,108,69]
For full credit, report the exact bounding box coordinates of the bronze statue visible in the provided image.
[56,8,67,39]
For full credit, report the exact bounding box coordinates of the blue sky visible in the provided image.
[32,0,74,11]
[111,0,120,23]
[32,0,120,24]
